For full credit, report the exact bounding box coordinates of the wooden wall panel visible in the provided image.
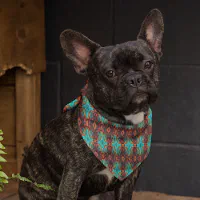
[0,0,45,178]
[0,86,16,146]
[0,69,17,176]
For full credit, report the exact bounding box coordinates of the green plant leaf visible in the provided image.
[0,156,6,162]
[34,183,54,191]
[0,129,55,193]
[0,171,8,179]
[0,130,8,192]
[0,150,6,155]
[0,143,5,150]
[11,174,55,191]
[0,183,4,191]
[0,177,8,184]
[12,174,32,183]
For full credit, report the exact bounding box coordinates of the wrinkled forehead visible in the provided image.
[94,40,155,68]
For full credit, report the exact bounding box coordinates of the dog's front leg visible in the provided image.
[114,167,141,200]
[57,166,86,200]
[114,180,133,200]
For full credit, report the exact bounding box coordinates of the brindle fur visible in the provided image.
[19,9,164,200]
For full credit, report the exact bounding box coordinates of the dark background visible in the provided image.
[42,0,200,197]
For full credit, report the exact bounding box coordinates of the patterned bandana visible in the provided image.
[63,84,152,180]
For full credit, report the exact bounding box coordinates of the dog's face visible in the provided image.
[60,9,164,116]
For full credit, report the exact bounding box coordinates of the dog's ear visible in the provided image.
[60,29,100,75]
[137,9,164,55]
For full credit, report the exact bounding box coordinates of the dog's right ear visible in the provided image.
[60,29,100,75]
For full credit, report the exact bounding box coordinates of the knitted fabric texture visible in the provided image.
[63,85,152,180]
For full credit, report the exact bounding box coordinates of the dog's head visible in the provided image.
[60,9,164,116]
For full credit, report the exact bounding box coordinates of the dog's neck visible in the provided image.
[85,83,144,125]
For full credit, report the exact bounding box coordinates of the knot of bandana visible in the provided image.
[63,84,152,180]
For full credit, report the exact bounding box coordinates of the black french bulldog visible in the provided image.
[18,9,164,200]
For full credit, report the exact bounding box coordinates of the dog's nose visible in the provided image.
[127,74,143,87]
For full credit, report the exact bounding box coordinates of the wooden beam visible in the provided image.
[15,68,41,171]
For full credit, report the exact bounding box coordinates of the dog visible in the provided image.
[18,9,164,200]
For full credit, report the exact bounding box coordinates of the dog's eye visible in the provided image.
[106,70,115,78]
[144,61,154,70]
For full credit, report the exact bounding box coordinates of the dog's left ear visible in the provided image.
[60,29,100,75]
[137,9,164,56]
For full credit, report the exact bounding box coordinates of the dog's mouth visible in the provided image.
[115,92,149,115]
[132,92,149,104]
[130,93,149,113]
[112,84,158,115]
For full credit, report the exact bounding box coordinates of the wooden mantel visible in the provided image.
[0,0,45,174]
[0,0,46,77]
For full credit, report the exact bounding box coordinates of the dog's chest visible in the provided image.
[124,112,144,125]
[96,168,114,184]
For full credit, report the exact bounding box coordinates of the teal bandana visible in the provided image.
[64,84,152,180]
